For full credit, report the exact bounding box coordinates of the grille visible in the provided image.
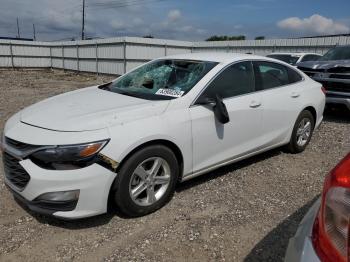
[321,81,350,94]
[5,137,40,151]
[297,67,325,78]
[329,74,350,80]
[2,152,30,190]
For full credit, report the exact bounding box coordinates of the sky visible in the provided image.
[0,0,349,41]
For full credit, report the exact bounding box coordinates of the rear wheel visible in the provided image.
[113,145,179,217]
[287,110,315,153]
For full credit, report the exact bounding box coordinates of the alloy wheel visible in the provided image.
[296,118,312,147]
[129,157,171,206]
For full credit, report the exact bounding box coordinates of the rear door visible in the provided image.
[253,61,304,147]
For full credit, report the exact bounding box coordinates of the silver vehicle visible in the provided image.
[297,45,350,110]
[267,53,321,66]
[285,153,350,262]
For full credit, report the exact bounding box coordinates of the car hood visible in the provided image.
[20,86,170,132]
[297,59,350,71]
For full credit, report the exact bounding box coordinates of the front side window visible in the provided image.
[199,61,255,99]
[100,59,218,100]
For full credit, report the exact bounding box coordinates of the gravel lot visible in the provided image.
[0,69,349,262]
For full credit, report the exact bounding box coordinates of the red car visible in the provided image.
[285,152,350,262]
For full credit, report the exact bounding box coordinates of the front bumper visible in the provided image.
[4,158,117,219]
[284,199,320,262]
[7,185,78,216]
[2,118,118,219]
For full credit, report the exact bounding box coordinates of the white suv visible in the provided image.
[1,53,325,219]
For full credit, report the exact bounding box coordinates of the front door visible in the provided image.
[190,61,264,173]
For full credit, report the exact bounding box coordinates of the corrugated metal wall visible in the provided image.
[193,36,350,55]
[1,36,349,75]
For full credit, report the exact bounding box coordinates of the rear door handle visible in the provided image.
[291,92,300,98]
[250,101,261,108]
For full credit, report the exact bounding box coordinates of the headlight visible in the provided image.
[30,140,109,170]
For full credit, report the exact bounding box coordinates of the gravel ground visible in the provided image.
[0,69,349,262]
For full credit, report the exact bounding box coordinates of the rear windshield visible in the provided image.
[267,54,300,65]
[320,46,350,61]
[101,59,218,100]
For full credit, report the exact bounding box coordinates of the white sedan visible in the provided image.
[1,53,325,219]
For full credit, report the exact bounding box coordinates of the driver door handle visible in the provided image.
[291,92,300,98]
[250,100,261,108]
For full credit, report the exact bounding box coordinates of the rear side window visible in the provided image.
[254,61,302,90]
[287,67,303,83]
[201,61,255,99]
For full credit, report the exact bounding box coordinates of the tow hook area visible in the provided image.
[97,153,119,172]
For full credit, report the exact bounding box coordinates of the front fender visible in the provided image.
[101,109,193,176]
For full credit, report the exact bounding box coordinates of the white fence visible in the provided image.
[0,37,192,75]
[1,36,350,75]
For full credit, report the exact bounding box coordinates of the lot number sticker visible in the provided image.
[156,89,184,98]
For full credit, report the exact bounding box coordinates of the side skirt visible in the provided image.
[181,142,287,182]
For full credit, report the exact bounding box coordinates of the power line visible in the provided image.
[3,0,170,41]
[87,0,169,9]
[90,0,156,6]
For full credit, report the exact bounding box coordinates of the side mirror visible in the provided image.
[196,95,230,124]
[213,95,230,124]
[196,96,216,106]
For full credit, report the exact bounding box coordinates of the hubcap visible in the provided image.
[296,118,312,147]
[129,157,171,206]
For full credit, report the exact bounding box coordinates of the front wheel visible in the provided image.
[112,145,179,217]
[287,110,315,154]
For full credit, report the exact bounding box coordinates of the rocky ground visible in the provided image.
[0,69,349,262]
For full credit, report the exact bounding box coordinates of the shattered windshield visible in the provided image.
[320,46,350,61]
[102,59,218,100]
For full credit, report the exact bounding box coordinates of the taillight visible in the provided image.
[321,86,327,94]
[312,153,350,262]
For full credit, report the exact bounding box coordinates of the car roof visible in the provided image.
[162,52,270,64]
[267,52,320,56]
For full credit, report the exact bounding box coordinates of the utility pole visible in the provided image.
[33,24,36,41]
[16,17,20,38]
[81,0,85,40]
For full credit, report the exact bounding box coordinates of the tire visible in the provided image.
[287,110,315,154]
[112,145,179,217]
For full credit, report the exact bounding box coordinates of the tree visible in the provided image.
[255,36,265,40]
[206,35,246,41]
